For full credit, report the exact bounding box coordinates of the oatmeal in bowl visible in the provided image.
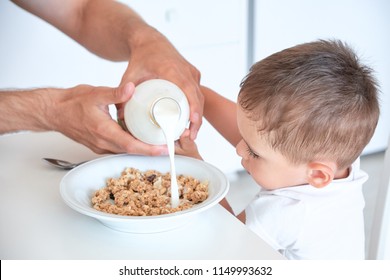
[92,167,209,216]
[60,154,228,233]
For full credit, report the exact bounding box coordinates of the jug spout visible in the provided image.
[150,97,181,128]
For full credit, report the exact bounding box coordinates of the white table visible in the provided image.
[0,132,283,259]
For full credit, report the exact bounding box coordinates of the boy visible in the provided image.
[176,40,380,259]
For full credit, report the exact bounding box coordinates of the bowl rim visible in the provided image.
[60,154,229,222]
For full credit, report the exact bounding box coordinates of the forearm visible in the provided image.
[71,0,152,61]
[0,89,53,134]
[11,0,153,61]
[202,86,241,147]
[10,0,204,141]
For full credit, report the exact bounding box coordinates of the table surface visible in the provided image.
[0,131,283,260]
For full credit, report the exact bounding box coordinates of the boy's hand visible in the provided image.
[175,129,203,160]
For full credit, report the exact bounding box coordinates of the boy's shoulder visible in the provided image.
[246,193,306,249]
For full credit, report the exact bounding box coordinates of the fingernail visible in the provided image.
[123,82,135,97]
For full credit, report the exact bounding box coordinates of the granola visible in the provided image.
[92,167,209,216]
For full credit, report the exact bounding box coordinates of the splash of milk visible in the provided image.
[152,97,181,208]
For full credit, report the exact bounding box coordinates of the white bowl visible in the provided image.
[60,154,229,233]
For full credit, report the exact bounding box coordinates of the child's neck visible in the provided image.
[334,167,350,179]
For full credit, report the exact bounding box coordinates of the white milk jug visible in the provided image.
[123,79,190,145]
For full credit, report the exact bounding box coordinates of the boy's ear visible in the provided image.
[306,162,336,188]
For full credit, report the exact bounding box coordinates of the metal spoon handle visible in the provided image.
[42,158,87,170]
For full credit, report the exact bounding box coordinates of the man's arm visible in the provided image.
[11,0,141,61]
[0,84,168,155]
[11,0,204,138]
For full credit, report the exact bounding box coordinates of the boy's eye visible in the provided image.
[246,146,259,159]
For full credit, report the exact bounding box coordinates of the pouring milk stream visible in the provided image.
[152,97,181,207]
[123,79,190,208]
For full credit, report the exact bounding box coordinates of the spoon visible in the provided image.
[42,158,87,170]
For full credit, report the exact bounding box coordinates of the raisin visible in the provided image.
[146,174,157,183]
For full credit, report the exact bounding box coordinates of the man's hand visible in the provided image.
[47,83,169,155]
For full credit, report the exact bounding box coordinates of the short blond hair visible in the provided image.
[238,40,380,169]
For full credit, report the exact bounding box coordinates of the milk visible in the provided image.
[123,79,190,208]
[152,97,181,208]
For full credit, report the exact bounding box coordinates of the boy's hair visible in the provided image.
[238,39,380,169]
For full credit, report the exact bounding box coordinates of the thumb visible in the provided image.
[95,82,135,106]
[114,82,135,120]
[113,82,135,104]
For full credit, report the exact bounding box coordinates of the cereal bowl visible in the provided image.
[60,154,229,233]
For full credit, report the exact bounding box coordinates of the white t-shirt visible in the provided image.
[245,159,367,260]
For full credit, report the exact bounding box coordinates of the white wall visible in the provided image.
[253,0,390,154]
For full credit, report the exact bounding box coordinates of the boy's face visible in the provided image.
[236,106,308,190]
